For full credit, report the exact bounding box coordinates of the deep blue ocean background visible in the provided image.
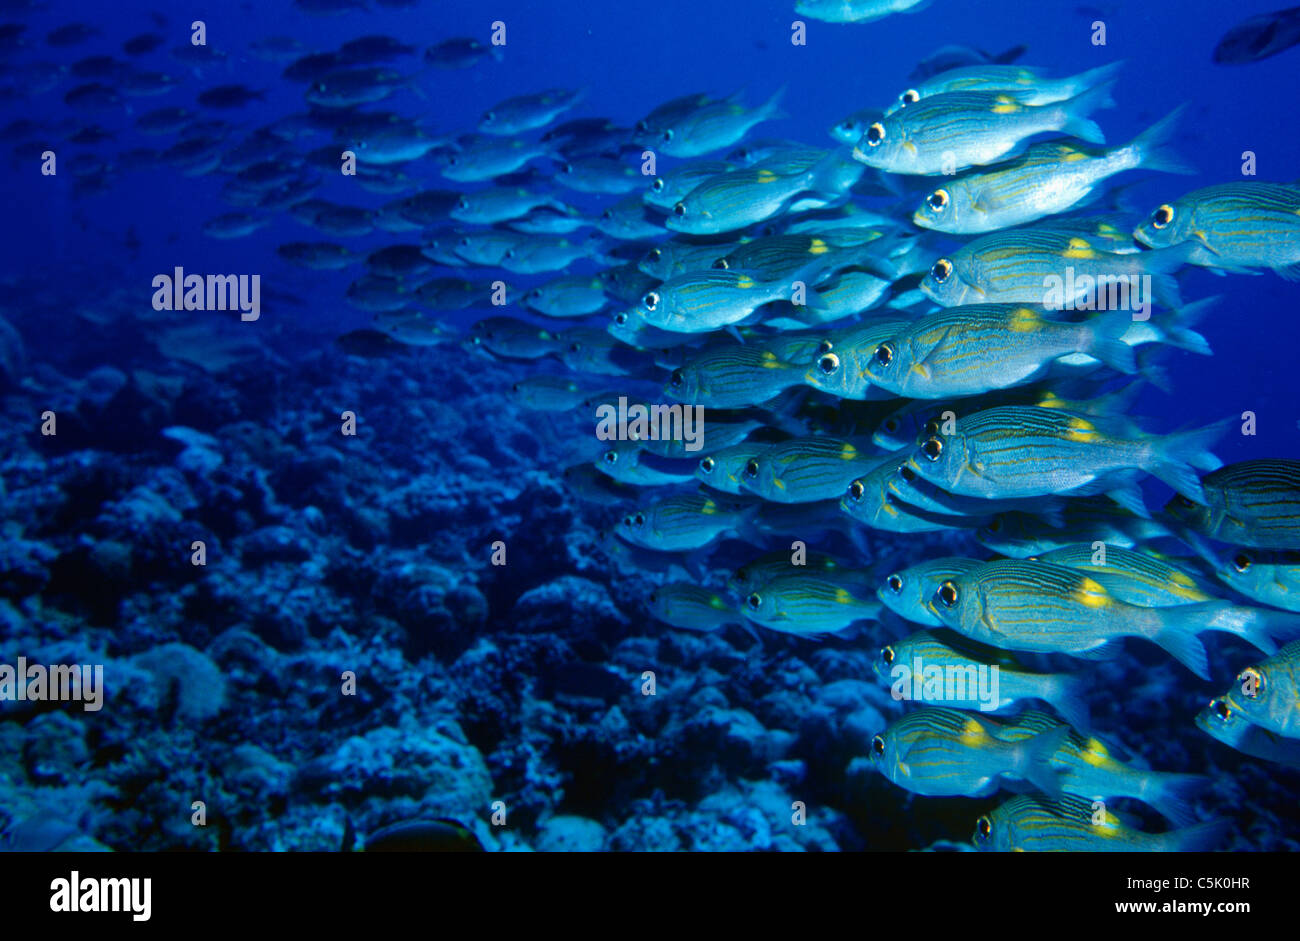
[0,0,1297,852]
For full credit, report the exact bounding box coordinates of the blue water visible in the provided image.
[1,0,1298,852]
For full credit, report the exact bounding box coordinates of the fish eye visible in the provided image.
[901,89,920,106]
[561,163,573,174]
[927,188,949,212]
[881,645,895,665]
[713,258,729,270]
[1211,698,1233,722]
[568,342,581,353]
[672,202,686,217]
[699,456,715,474]
[601,210,613,220]
[883,418,899,433]
[885,573,903,594]
[988,517,1003,533]
[848,478,865,502]
[632,512,646,527]
[1152,204,1174,229]
[510,383,520,392]
[643,291,660,311]
[866,122,885,146]
[614,312,627,325]
[746,592,762,611]
[603,450,618,464]
[1233,553,1252,573]
[1236,666,1264,698]
[457,197,469,210]
[975,816,992,843]
[871,735,885,756]
[937,580,959,608]
[662,129,674,142]
[483,110,495,122]
[669,368,684,389]
[874,343,894,367]
[921,435,944,462]
[636,119,649,132]
[1171,494,1195,509]
[651,178,664,192]
[816,339,834,355]
[839,120,853,132]
[930,258,953,283]
[447,156,458,165]
[818,352,840,374]
[744,459,760,478]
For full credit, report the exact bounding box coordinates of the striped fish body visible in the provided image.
[853,85,1111,176]
[741,571,880,635]
[667,345,802,408]
[906,406,1155,501]
[870,707,1065,798]
[638,269,791,333]
[595,442,696,486]
[1134,182,1300,278]
[656,88,786,159]
[1036,543,1220,607]
[921,228,1187,308]
[994,711,1206,824]
[638,240,734,280]
[1167,459,1300,550]
[978,498,1172,558]
[743,435,877,503]
[875,632,1082,722]
[912,139,1140,234]
[667,160,817,235]
[862,305,1131,398]
[643,160,734,211]
[648,583,740,631]
[932,559,1159,658]
[974,795,1229,852]
[885,62,1120,115]
[616,493,752,552]
[728,550,869,596]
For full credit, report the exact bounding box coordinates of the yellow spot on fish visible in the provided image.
[1065,417,1097,442]
[773,477,786,491]
[1062,149,1088,162]
[1009,307,1040,332]
[1063,237,1097,260]
[756,169,778,184]
[991,95,1021,114]
[835,588,852,605]
[809,239,829,255]
[841,443,858,459]
[736,275,756,289]
[903,140,918,155]
[1079,739,1112,768]
[1074,576,1112,609]
[700,499,717,515]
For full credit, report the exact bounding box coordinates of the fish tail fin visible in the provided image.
[1042,672,1091,732]
[1021,725,1071,798]
[1202,601,1300,654]
[1150,609,1212,678]
[1162,818,1231,852]
[763,84,789,121]
[1122,104,1196,175]
[1086,310,1139,374]
[992,44,1029,64]
[1060,80,1117,144]
[1143,772,1209,827]
[1072,60,1125,93]
[1144,418,1231,502]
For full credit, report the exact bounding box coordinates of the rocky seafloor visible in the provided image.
[1,298,1297,853]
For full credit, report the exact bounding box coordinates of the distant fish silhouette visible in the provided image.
[1214,6,1300,64]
